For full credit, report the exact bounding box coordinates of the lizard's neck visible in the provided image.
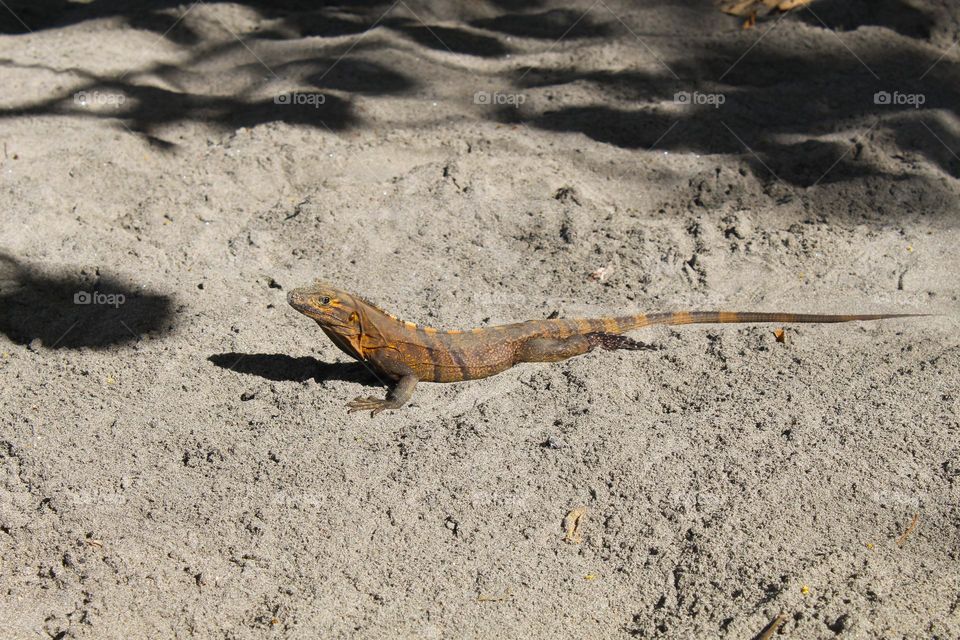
[354,300,420,343]
[320,324,364,361]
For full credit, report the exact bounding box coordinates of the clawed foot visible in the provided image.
[346,396,396,417]
[345,375,417,417]
[586,332,657,351]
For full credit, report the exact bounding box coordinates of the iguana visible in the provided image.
[288,283,920,416]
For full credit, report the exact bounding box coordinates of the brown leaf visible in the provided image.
[777,0,813,10]
[563,507,587,544]
[720,0,759,16]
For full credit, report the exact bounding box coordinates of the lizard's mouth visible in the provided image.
[287,289,357,334]
[287,289,324,320]
[287,289,307,310]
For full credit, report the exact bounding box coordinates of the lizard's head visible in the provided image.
[288,282,361,333]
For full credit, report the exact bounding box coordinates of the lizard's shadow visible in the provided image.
[208,353,380,387]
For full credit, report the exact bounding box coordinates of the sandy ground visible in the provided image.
[1,0,959,638]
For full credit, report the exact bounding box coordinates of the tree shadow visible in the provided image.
[794,0,936,40]
[470,8,614,40]
[4,81,357,142]
[257,11,375,39]
[503,36,960,186]
[298,56,417,94]
[0,252,174,349]
[0,0,958,197]
[0,0,396,35]
[0,44,428,144]
[487,0,548,10]
[0,3,422,142]
[385,17,511,57]
[0,0,67,34]
[208,352,380,387]
[890,112,960,177]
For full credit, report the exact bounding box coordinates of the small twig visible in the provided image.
[284,199,309,221]
[896,513,919,546]
[754,612,787,640]
[477,591,511,603]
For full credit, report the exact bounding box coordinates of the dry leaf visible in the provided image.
[777,0,813,10]
[720,0,758,16]
[563,507,587,544]
[773,328,786,343]
[718,0,811,17]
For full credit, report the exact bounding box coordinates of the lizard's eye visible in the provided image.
[320,296,330,305]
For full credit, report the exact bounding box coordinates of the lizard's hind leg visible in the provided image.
[515,336,591,363]
[584,332,655,351]
[515,332,654,364]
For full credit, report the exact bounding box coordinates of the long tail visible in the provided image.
[605,311,926,333]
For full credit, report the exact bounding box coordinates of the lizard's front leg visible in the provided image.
[346,374,418,417]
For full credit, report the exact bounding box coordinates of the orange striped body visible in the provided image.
[317,300,917,383]
[287,284,924,414]
[287,285,920,383]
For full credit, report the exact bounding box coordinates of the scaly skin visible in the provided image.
[287,283,922,416]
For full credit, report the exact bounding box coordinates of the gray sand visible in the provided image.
[1,1,958,637]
